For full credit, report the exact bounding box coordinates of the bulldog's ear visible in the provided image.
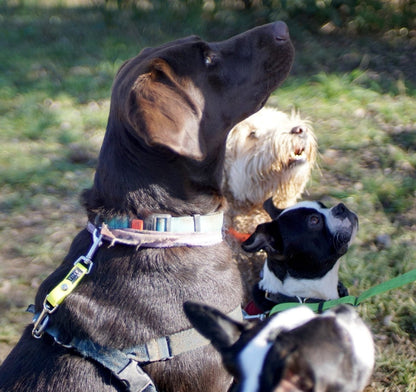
[263,197,284,220]
[242,221,282,254]
[183,302,246,354]
[128,58,205,160]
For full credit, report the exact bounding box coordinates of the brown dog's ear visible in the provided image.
[128,59,205,160]
[242,221,282,254]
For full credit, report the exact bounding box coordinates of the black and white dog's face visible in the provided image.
[242,201,359,300]
[184,302,374,392]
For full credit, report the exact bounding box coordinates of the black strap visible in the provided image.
[67,336,157,392]
[265,291,324,305]
[28,305,242,392]
[26,307,156,392]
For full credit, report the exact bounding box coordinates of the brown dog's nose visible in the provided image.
[273,21,290,42]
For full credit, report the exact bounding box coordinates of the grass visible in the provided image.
[1,1,416,390]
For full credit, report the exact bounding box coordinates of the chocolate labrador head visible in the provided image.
[83,22,294,218]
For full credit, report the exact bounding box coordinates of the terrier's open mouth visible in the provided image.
[288,146,306,166]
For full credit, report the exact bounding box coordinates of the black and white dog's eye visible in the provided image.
[309,215,321,226]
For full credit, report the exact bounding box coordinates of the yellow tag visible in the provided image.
[46,263,88,308]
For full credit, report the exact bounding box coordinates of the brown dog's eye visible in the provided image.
[204,52,218,67]
[204,56,213,66]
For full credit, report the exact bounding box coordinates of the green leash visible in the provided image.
[270,268,416,315]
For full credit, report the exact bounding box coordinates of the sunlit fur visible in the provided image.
[223,108,317,303]
[223,107,317,216]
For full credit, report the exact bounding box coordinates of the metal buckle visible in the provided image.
[117,360,156,392]
[145,214,172,232]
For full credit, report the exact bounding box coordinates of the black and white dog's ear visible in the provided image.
[263,197,284,220]
[266,340,315,392]
[241,221,282,254]
[273,354,315,392]
[183,302,246,353]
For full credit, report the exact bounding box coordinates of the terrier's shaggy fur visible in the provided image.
[222,107,317,303]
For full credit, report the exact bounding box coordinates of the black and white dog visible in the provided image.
[184,302,374,392]
[242,200,358,314]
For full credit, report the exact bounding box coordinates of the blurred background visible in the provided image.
[0,0,416,390]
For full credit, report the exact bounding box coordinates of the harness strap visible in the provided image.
[66,336,157,392]
[66,304,242,363]
[31,305,242,392]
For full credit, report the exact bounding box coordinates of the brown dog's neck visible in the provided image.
[82,126,227,220]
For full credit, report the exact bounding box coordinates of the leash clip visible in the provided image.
[74,228,103,273]
[32,300,57,339]
[31,228,103,339]
[242,309,269,321]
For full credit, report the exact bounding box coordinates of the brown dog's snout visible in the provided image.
[272,21,290,42]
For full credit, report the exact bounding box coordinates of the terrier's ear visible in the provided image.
[263,197,284,220]
[183,302,246,354]
[242,221,282,254]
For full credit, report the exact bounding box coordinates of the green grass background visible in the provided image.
[1,1,416,390]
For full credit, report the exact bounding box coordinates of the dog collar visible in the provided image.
[226,227,251,242]
[99,211,224,234]
[264,291,325,306]
[87,222,223,248]
[88,212,224,248]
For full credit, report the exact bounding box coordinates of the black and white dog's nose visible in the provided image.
[332,203,347,217]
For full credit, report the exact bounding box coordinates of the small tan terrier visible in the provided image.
[222,107,317,303]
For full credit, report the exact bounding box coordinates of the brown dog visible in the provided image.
[0,23,294,392]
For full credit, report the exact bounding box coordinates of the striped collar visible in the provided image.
[98,211,224,234]
[88,211,225,248]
